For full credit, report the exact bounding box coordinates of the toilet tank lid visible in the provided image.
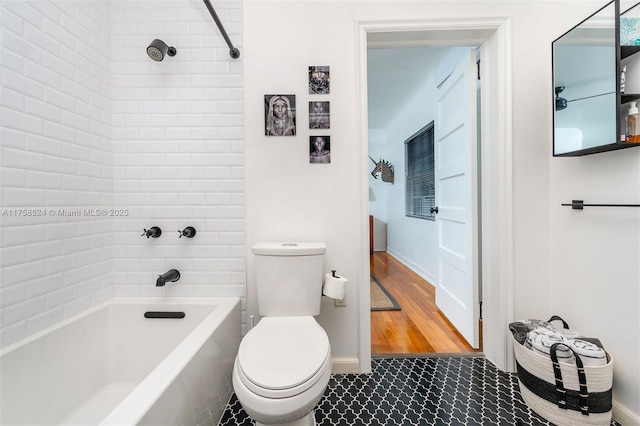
[252,242,326,256]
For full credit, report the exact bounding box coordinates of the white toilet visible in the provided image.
[232,242,332,426]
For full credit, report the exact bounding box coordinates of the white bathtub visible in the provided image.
[0,297,241,426]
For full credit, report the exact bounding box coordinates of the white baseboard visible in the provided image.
[385,249,437,284]
[613,400,640,425]
[331,357,360,374]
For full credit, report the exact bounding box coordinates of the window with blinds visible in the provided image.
[405,121,435,220]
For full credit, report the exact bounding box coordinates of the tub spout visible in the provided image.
[156,269,180,287]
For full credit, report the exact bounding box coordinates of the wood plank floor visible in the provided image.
[370,251,482,355]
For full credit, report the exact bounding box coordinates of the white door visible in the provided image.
[434,49,480,348]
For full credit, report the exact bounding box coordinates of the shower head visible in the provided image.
[147,39,176,61]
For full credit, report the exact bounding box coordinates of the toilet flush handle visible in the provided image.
[249,315,255,330]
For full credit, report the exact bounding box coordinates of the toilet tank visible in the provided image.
[252,242,326,316]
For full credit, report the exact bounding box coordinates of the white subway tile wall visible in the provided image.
[0,0,245,348]
[1,0,113,347]
[110,0,245,302]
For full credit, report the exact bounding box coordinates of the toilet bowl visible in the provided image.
[234,242,331,426]
[232,316,331,426]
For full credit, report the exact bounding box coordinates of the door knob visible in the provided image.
[430,207,439,214]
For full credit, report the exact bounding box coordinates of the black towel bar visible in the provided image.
[562,200,640,210]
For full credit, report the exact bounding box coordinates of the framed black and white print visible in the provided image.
[309,101,330,129]
[309,135,331,164]
[308,66,330,94]
[265,94,296,136]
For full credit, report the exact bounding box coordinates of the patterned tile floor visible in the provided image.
[220,357,620,426]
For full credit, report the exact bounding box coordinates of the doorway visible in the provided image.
[370,251,480,353]
[355,19,514,374]
[367,45,481,355]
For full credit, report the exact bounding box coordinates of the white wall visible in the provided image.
[244,1,363,363]
[550,150,640,417]
[0,0,245,348]
[245,0,639,419]
[1,0,113,347]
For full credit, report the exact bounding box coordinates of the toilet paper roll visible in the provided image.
[323,273,347,300]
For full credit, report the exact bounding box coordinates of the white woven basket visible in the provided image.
[512,334,613,426]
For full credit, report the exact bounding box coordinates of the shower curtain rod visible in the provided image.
[202,0,240,59]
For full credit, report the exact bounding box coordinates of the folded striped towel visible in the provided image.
[569,339,607,366]
[555,328,583,339]
[522,319,554,330]
[525,328,575,364]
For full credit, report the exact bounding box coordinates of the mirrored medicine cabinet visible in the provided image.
[553,0,640,156]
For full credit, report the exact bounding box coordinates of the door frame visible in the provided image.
[355,18,514,373]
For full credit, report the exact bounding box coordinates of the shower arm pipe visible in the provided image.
[202,0,240,59]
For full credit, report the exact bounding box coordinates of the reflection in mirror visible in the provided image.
[553,1,617,155]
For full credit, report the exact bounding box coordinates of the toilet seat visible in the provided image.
[236,316,331,399]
